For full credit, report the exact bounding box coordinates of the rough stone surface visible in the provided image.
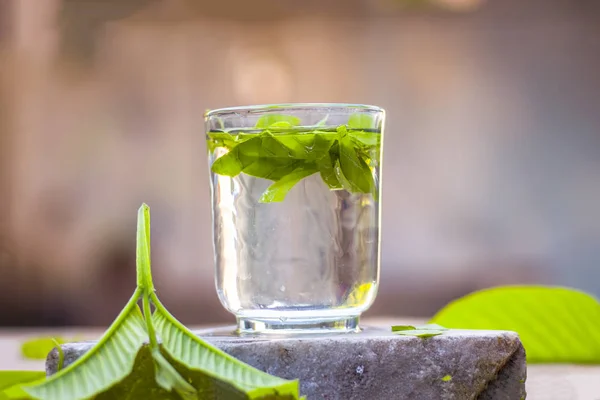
[46,326,527,400]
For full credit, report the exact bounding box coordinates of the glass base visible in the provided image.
[237,316,361,335]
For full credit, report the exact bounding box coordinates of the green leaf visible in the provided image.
[23,291,148,400]
[209,126,381,200]
[338,136,375,195]
[316,153,343,190]
[315,115,329,126]
[417,324,448,331]
[52,339,65,372]
[92,346,179,400]
[391,324,447,338]
[348,130,381,148]
[391,325,416,332]
[0,372,42,392]
[211,146,244,177]
[0,372,45,398]
[207,131,236,152]
[152,297,300,399]
[151,348,196,400]
[430,285,600,363]
[244,158,304,182]
[267,132,313,159]
[136,204,154,292]
[212,135,302,181]
[255,115,301,129]
[393,330,445,338]
[348,113,376,130]
[441,375,452,382]
[259,164,319,203]
[309,133,336,161]
[20,338,67,360]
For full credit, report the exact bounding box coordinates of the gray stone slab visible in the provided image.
[46,326,527,400]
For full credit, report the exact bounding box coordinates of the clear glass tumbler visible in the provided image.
[206,104,385,334]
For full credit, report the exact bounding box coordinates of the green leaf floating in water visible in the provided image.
[430,285,600,364]
[347,113,377,130]
[259,164,319,203]
[254,114,301,129]
[3,204,300,400]
[207,114,381,202]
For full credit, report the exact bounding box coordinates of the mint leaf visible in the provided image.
[255,114,301,129]
[259,164,319,203]
[430,285,600,363]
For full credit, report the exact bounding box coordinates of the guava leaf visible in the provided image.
[92,346,178,400]
[316,153,343,190]
[254,115,301,129]
[0,372,45,399]
[338,136,375,195]
[152,298,301,399]
[244,158,304,182]
[150,348,196,400]
[23,292,148,400]
[391,325,416,332]
[348,130,380,147]
[348,113,376,130]
[20,338,67,360]
[259,164,319,203]
[393,330,445,338]
[266,133,314,159]
[430,285,600,363]
[211,146,244,177]
[391,324,448,338]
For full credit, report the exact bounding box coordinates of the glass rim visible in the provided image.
[205,103,385,118]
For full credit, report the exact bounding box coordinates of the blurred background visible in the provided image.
[1,0,599,327]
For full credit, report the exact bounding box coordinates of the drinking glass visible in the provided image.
[206,103,385,334]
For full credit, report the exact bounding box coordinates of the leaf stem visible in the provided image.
[143,293,158,349]
[136,203,154,292]
[52,339,65,371]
